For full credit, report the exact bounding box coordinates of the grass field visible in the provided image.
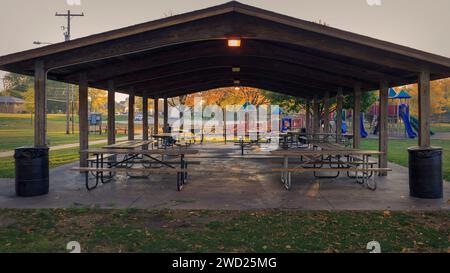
[0,114,130,152]
[431,123,450,133]
[361,139,450,181]
[0,114,107,152]
[0,209,448,253]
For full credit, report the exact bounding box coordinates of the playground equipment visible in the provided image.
[399,104,417,138]
[336,110,367,138]
[360,113,368,138]
[341,111,347,134]
[369,88,434,138]
[281,117,292,132]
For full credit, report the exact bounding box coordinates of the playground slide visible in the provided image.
[337,112,347,134]
[410,116,435,136]
[400,111,417,138]
[360,113,368,138]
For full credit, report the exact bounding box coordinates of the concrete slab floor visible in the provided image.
[0,143,448,211]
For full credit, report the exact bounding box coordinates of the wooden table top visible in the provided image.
[271,149,383,156]
[103,140,154,149]
[81,148,199,156]
[152,133,174,138]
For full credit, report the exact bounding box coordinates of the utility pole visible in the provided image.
[55,10,84,41]
[55,10,84,134]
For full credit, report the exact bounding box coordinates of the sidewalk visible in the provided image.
[0,136,130,158]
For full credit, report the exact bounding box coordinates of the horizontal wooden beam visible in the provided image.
[140,78,323,99]
[60,39,406,89]
[95,56,365,92]
[129,70,332,95]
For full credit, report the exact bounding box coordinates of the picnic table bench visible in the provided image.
[234,137,271,155]
[74,148,199,191]
[270,149,391,191]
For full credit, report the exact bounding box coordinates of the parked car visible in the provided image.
[135,114,143,122]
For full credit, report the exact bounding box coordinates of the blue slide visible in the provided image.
[342,121,347,134]
[410,115,435,136]
[341,112,347,134]
[399,104,417,138]
[360,113,368,138]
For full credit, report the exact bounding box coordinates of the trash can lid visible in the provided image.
[14,146,49,159]
[15,146,49,151]
[408,146,443,152]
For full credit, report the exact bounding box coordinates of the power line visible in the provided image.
[55,10,84,41]
[55,10,84,134]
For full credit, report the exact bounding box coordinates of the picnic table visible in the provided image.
[279,131,308,149]
[152,133,176,149]
[102,140,158,171]
[102,140,155,150]
[234,134,272,155]
[74,148,199,191]
[280,132,354,149]
[270,148,390,191]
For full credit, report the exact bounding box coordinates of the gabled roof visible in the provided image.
[0,1,449,98]
[0,96,25,103]
[1,1,449,67]
[395,90,412,99]
[389,88,398,98]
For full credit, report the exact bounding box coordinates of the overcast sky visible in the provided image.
[0,0,449,100]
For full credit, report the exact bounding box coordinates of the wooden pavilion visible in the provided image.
[0,1,449,171]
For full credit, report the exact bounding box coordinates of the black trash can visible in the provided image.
[14,147,49,197]
[408,147,443,199]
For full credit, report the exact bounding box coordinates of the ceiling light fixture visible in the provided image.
[228,38,241,47]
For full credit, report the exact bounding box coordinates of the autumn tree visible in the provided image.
[398,78,450,117]
[88,88,107,113]
[22,86,35,114]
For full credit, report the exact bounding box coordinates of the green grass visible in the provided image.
[0,209,448,253]
[0,114,128,152]
[361,139,450,181]
[0,114,111,151]
[431,123,450,133]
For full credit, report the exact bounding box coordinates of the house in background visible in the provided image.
[0,96,25,113]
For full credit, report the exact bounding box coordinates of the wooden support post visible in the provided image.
[353,83,362,149]
[154,98,159,134]
[128,94,135,140]
[323,92,330,133]
[34,60,47,147]
[223,107,227,144]
[336,88,343,143]
[142,94,149,141]
[418,69,431,148]
[79,73,88,167]
[163,96,169,133]
[305,98,311,134]
[107,80,115,145]
[313,95,320,140]
[379,80,389,175]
